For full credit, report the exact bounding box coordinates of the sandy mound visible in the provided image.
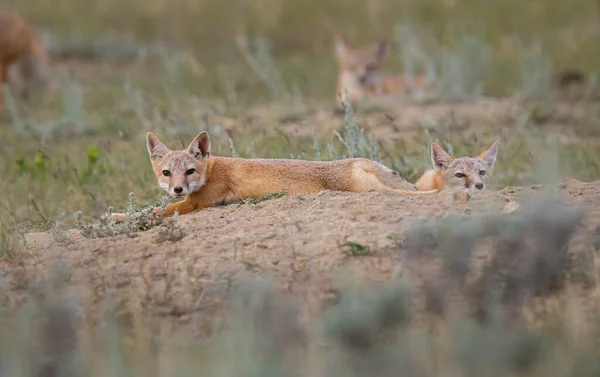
[3,179,600,328]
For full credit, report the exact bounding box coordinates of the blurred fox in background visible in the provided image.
[334,37,434,106]
[0,11,51,108]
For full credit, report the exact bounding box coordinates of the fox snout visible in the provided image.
[462,177,485,190]
[359,73,380,87]
[158,180,189,197]
[165,179,193,197]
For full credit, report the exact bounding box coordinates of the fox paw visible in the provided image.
[108,207,164,224]
[152,207,165,218]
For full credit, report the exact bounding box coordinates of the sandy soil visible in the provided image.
[1,178,598,333]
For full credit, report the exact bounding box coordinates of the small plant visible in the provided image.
[49,220,72,245]
[76,192,170,238]
[329,91,381,161]
[238,189,288,206]
[0,207,23,260]
[341,241,371,256]
[228,137,239,158]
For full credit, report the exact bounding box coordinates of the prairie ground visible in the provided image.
[1,0,600,375]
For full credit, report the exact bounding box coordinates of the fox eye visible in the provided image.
[162,170,171,177]
[455,173,465,178]
[185,168,196,175]
[479,170,486,176]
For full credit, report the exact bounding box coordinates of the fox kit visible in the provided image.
[0,11,49,105]
[415,141,499,192]
[334,38,434,105]
[112,131,438,222]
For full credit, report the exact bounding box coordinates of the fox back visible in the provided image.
[416,141,499,191]
[334,38,433,105]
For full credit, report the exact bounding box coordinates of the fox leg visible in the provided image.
[161,186,235,218]
[162,199,198,217]
[0,60,8,107]
[110,199,198,224]
[111,187,229,223]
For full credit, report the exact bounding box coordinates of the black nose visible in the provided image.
[475,183,484,190]
[173,187,183,194]
[359,75,369,83]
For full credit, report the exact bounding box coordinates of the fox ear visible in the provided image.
[187,131,211,159]
[477,141,499,168]
[374,39,388,60]
[431,142,454,170]
[146,132,169,162]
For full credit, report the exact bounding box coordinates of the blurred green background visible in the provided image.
[6,0,600,99]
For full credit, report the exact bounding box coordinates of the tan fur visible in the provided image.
[0,11,49,106]
[334,38,435,105]
[112,131,439,222]
[416,141,500,192]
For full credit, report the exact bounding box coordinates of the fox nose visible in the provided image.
[173,187,183,194]
[475,183,484,190]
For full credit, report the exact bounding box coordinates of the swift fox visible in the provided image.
[415,141,499,192]
[112,131,438,222]
[334,37,434,105]
[0,11,49,105]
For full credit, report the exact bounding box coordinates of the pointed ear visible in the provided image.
[431,142,454,170]
[374,39,388,60]
[146,132,169,162]
[335,37,347,59]
[477,141,499,168]
[187,131,211,159]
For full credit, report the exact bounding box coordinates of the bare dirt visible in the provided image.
[2,178,599,333]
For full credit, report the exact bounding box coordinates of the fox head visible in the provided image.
[335,38,388,85]
[430,141,499,191]
[146,131,211,198]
